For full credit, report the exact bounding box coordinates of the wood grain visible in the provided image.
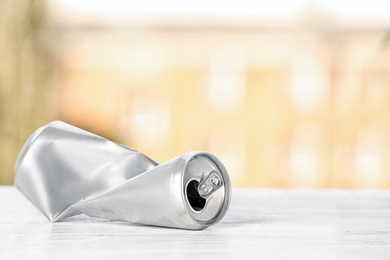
[1,186,390,259]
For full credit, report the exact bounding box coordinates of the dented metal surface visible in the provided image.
[14,121,231,230]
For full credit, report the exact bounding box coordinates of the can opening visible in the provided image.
[186,180,206,211]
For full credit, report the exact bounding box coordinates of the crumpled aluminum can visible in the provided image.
[14,121,231,230]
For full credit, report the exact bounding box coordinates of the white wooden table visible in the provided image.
[1,186,390,259]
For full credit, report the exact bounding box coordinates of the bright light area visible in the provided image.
[354,130,385,187]
[315,0,390,19]
[54,0,306,19]
[290,55,329,112]
[50,0,390,25]
[121,95,170,149]
[288,124,325,187]
[207,48,247,115]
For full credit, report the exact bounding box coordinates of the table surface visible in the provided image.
[1,186,390,259]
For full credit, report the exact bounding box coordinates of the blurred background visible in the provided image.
[1,0,390,188]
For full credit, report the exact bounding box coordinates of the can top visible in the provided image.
[183,153,231,228]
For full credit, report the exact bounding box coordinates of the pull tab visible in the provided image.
[197,170,222,199]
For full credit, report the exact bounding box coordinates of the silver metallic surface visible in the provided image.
[14,121,231,230]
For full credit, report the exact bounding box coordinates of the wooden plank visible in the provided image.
[1,186,390,259]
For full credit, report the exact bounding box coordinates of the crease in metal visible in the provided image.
[14,121,231,230]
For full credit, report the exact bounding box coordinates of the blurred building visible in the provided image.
[1,0,390,188]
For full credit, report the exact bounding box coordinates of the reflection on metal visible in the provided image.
[14,121,231,230]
